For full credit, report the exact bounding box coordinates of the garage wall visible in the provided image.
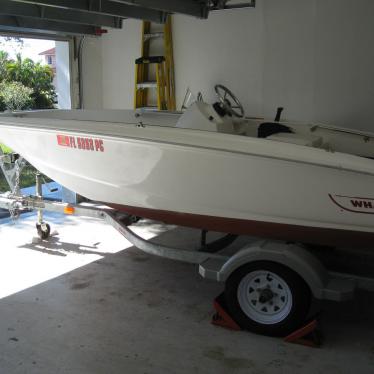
[83,0,374,131]
[81,37,103,109]
[172,6,264,115]
[100,21,142,109]
[314,0,374,130]
[262,0,374,130]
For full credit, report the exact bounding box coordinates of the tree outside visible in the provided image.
[0,50,56,111]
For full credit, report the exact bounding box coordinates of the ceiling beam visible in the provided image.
[114,0,208,18]
[13,0,167,23]
[0,15,100,35]
[211,1,256,11]
[0,0,122,28]
[0,29,70,41]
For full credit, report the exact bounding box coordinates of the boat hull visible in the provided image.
[0,116,374,247]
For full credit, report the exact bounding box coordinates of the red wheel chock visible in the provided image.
[211,293,241,331]
[212,293,322,347]
[284,319,322,348]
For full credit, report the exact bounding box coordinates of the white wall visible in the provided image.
[82,37,103,109]
[83,0,374,131]
[101,20,141,109]
[55,41,71,109]
[173,6,264,115]
[262,0,374,129]
[314,0,374,129]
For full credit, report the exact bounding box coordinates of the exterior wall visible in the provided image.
[40,48,57,91]
[82,0,374,131]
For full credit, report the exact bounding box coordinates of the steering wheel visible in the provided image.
[214,84,245,118]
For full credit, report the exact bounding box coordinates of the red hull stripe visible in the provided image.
[107,203,374,247]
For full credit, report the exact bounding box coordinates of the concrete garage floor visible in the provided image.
[0,213,374,374]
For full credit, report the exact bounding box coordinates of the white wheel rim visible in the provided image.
[237,270,293,325]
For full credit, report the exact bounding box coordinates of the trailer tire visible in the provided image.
[224,261,311,337]
[36,223,51,240]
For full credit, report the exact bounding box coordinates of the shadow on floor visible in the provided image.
[17,236,115,257]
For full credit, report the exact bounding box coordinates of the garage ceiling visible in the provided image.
[0,0,256,36]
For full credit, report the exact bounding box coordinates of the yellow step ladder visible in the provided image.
[134,16,176,111]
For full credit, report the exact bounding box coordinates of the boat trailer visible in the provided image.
[1,157,373,337]
[0,174,359,294]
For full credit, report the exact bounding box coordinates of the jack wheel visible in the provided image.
[36,223,51,240]
[224,261,311,337]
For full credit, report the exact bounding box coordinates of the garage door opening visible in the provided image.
[0,36,71,111]
[0,36,71,196]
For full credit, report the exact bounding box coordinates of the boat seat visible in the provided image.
[258,122,293,138]
[266,133,323,148]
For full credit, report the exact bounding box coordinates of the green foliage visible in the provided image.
[0,141,52,192]
[0,52,8,112]
[0,51,56,111]
[0,51,9,83]
[0,164,40,192]
[0,143,12,154]
[0,81,34,111]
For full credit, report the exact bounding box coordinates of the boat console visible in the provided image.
[175,101,237,134]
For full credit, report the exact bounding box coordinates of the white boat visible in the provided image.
[0,85,373,247]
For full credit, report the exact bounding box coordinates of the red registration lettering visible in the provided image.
[70,137,76,148]
[58,135,104,152]
[98,140,104,152]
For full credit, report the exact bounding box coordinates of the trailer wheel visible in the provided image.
[36,223,51,240]
[224,261,311,336]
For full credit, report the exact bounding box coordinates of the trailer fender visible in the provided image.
[199,240,330,299]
